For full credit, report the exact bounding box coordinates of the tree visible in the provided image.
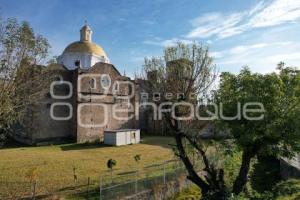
[0,17,50,146]
[134,154,141,163]
[215,66,300,194]
[140,43,227,198]
[140,42,300,198]
[107,159,117,183]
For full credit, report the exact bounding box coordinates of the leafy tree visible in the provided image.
[107,159,117,183]
[134,154,141,163]
[134,154,141,172]
[0,17,50,146]
[140,42,226,198]
[141,42,300,198]
[215,66,300,194]
[107,158,117,169]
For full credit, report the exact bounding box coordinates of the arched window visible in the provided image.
[114,81,119,91]
[128,84,133,96]
[90,78,96,89]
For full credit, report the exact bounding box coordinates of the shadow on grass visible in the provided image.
[1,137,74,150]
[61,136,175,151]
[0,139,31,150]
[58,183,89,192]
[19,194,56,200]
[60,142,111,151]
[140,136,175,149]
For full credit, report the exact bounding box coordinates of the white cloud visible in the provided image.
[215,41,299,73]
[143,38,194,47]
[186,0,300,39]
[187,12,245,39]
[248,1,267,16]
[190,12,221,26]
[249,0,300,27]
[213,41,291,58]
[266,52,300,63]
[229,43,268,54]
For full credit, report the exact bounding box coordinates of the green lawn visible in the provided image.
[0,136,175,199]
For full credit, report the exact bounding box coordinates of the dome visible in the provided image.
[57,24,110,70]
[63,41,108,58]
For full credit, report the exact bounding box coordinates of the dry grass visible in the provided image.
[0,136,175,199]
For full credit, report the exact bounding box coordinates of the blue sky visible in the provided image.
[1,0,300,77]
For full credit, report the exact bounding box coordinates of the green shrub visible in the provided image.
[223,151,242,189]
[170,185,201,200]
[272,179,300,200]
[250,156,281,192]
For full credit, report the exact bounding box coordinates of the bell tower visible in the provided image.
[80,23,92,42]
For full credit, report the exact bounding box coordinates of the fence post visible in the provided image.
[32,180,37,200]
[135,170,138,199]
[99,176,102,200]
[163,161,166,185]
[87,177,90,197]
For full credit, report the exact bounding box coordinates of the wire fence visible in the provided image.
[0,159,199,200]
[99,159,188,200]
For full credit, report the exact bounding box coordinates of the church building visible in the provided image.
[16,24,140,145]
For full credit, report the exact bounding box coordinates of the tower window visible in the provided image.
[90,78,96,89]
[75,60,81,67]
[128,84,133,95]
[114,82,119,91]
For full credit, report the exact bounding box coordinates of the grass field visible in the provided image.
[0,136,175,199]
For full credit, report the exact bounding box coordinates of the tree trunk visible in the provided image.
[174,132,210,194]
[165,111,230,198]
[232,151,254,194]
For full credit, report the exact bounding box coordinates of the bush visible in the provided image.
[170,185,201,200]
[272,179,300,200]
[251,156,281,192]
[223,151,242,189]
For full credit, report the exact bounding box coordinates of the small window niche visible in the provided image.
[128,84,133,96]
[114,81,119,92]
[75,60,81,68]
[90,78,96,89]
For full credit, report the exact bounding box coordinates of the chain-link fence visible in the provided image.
[99,159,188,200]
[0,176,100,200]
[0,159,199,200]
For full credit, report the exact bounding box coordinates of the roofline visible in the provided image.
[80,62,121,76]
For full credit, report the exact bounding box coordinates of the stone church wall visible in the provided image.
[33,66,76,144]
[76,62,138,143]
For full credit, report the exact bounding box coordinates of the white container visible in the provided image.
[104,129,140,146]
